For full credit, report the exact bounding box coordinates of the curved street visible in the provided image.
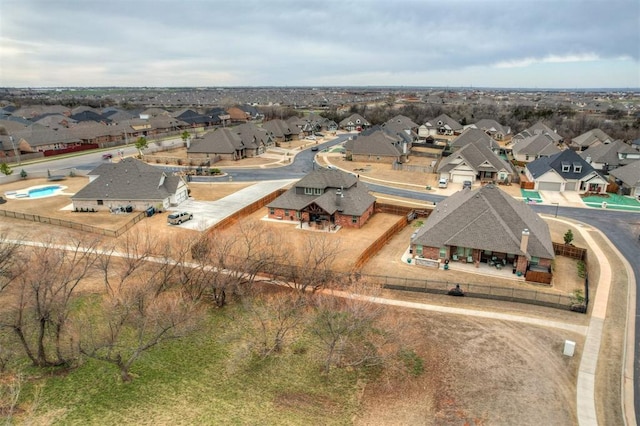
[14,133,640,422]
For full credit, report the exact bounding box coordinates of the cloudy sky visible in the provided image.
[1,0,638,89]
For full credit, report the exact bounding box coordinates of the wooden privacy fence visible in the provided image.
[553,242,587,260]
[0,209,146,238]
[353,215,408,270]
[206,189,287,233]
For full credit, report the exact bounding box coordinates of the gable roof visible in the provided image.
[262,119,300,138]
[609,160,640,186]
[450,128,498,150]
[383,115,418,133]
[515,122,563,143]
[438,139,511,174]
[267,168,375,216]
[472,119,510,136]
[235,122,273,149]
[72,158,184,201]
[412,184,554,259]
[188,128,244,154]
[578,140,637,167]
[423,114,463,132]
[526,149,596,180]
[571,128,613,148]
[339,113,370,128]
[512,133,561,157]
[344,128,405,157]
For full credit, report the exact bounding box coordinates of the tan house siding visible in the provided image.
[350,153,397,164]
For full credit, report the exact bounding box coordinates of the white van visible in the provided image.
[438,178,448,188]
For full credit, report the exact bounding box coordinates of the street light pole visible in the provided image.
[553,202,559,218]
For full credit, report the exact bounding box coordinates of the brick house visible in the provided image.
[266,168,376,229]
[410,184,554,276]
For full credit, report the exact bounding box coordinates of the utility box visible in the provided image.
[563,340,576,357]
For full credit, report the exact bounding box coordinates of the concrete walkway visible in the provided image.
[168,179,296,231]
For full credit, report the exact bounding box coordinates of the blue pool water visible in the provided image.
[27,185,62,198]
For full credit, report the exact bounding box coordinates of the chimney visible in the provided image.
[520,229,530,254]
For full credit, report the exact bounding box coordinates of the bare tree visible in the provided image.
[276,233,342,293]
[80,234,203,382]
[0,237,99,367]
[243,290,307,358]
[308,281,388,376]
[0,233,23,294]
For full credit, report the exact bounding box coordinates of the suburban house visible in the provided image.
[344,127,411,164]
[511,133,562,163]
[262,119,303,144]
[410,184,555,277]
[470,119,511,141]
[570,128,614,151]
[339,114,370,132]
[578,139,639,172]
[173,109,218,128]
[11,124,82,154]
[71,158,189,212]
[226,106,252,123]
[449,128,499,151]
[419,114,463,138]
[266,168,376,229]
[188,127,251,162]
[525,149,608,193]
[306,113,338,134]
[437,139,513,184]
[235,122,275,155]
[512,121,563,144]
[609,160,640,199]
[382,115,419,138]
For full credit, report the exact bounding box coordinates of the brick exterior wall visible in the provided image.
[267,203,374,229]
[515,256,528,274]
[73,198,168,212]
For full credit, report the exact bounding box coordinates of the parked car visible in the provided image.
[167,212,193,225]
[463,180,472,189]
[102,153,113,160]
[438,178,448,188]
[311,146,319,151]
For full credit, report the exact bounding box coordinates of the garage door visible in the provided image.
[175,189,188,203]
[538,181,561,191]
[564,181,576,191]
[452,174,474,183]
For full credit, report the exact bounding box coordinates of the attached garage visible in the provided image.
[452,173,475,183]
[537,181,562,191]
[564,181,577,191]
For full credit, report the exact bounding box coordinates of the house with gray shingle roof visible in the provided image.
[383,115,419,137]
[71,158,189,212]
[410,184,554,276]
[609,160,640,199]
[266,168,376,229]
[339,114,370,132]
[570,128,614,151]
[236,122,275,155]
[437,139,513,184]
[188,127,248,162]
[450,128,499,151]
[419,114,463,138]
[512,121,563,144]
[470,119,511,141]
[511,133,562,163]
[262,119,303,144]
[578,140,640,172]
[344,128,409,164]
[525,149,608,193]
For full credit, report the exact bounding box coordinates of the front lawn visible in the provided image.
[582,193,640,211]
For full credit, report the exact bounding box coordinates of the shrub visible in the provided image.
[577,260,586,278]
[563,229,574,245]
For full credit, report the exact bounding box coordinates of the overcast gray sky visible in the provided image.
[1,0,638,88]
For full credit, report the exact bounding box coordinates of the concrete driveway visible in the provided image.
[166,179,296,231]
[539,190,585,207]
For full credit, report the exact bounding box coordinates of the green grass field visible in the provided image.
[16,307,360,425]
[583,194,640,211]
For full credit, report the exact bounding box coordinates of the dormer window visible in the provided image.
[561,162,570,172]
[573,163,582,173]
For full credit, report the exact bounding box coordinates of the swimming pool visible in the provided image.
[28,185,63,198]
[5,184,66,199]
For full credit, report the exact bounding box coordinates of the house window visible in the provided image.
[314,188,323,195]
[439,247,447,258]
[304,187,313,195]
[531,256,540,265]
[352,215,358,224]
[573,165,582,173]
[416,245,423,256]
[296,211,301,219]
[561,162,570,172]
[525,155,530,161]
[284,210,289,216]
[97,200,103,205]
[465,248,473,257]
[269,208,275,215]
